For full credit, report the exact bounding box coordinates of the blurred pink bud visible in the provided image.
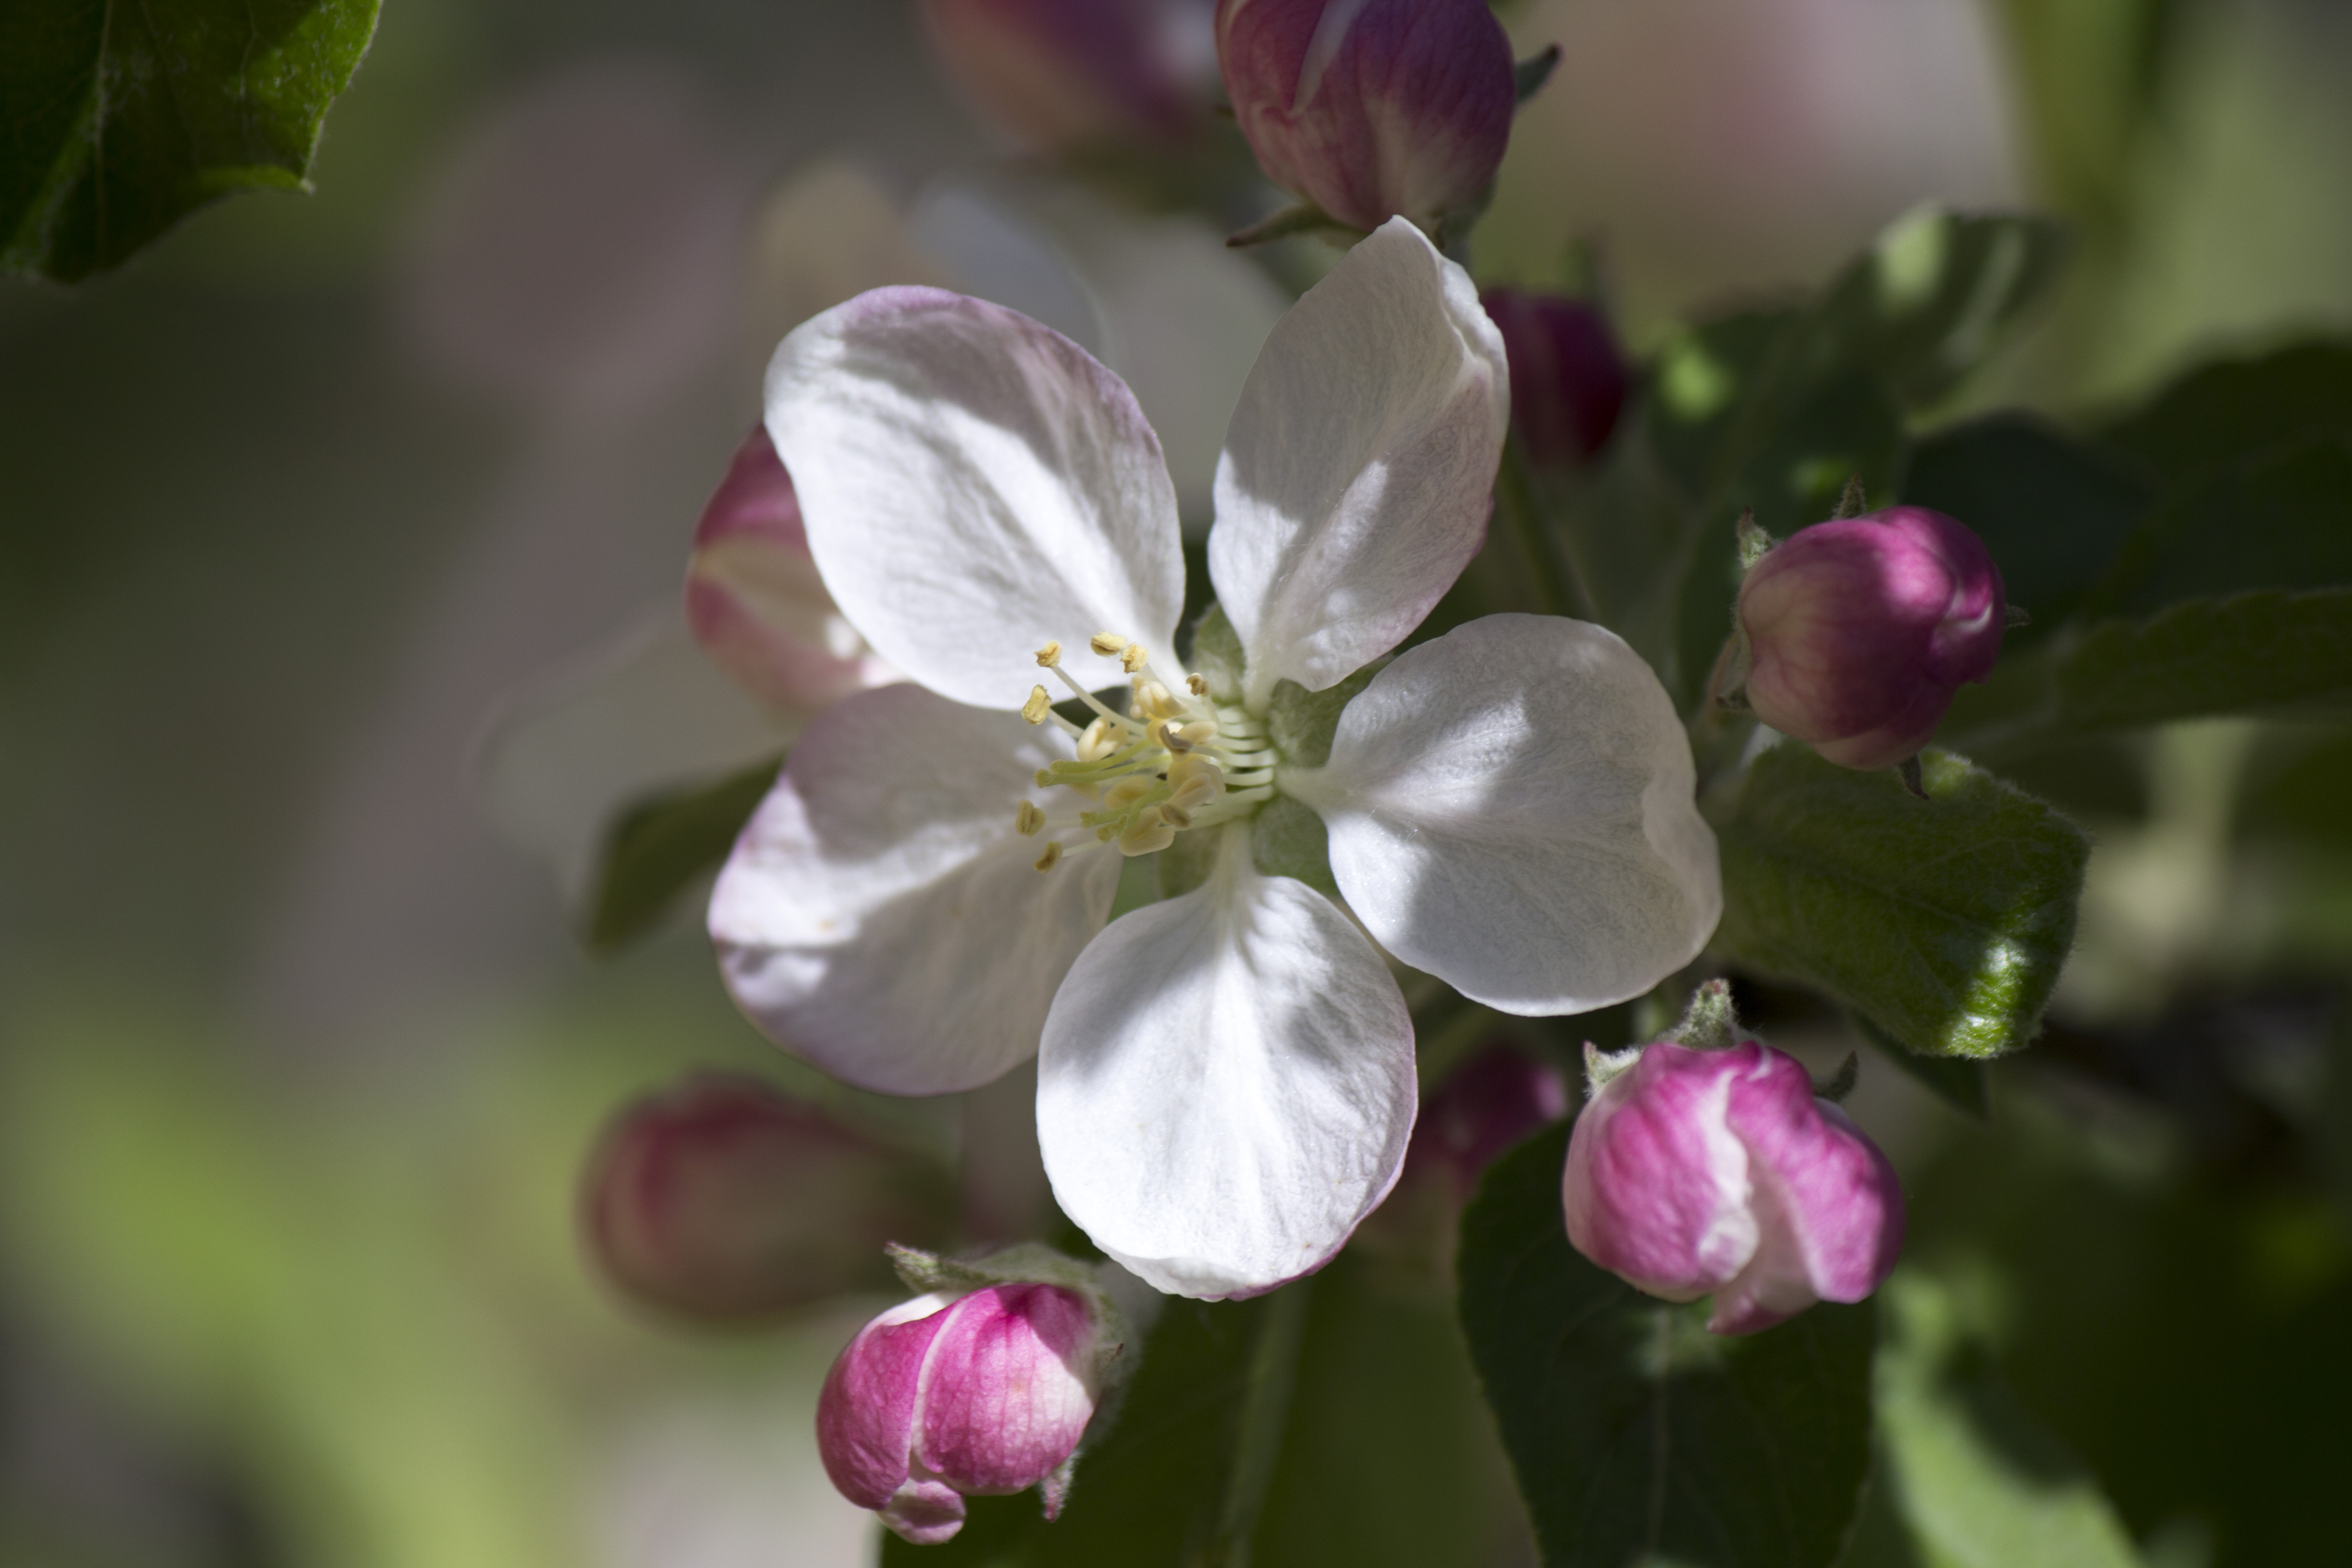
[818,1282,1102,1544]
[1407,1042,1569,1197]
[1736,506,2005,771]
[1480,288,1628,466]
[584,1073,946,1323]
[1563,1038,1904,1335]
[685,427,896,713]
[1216,0,1517,232]
[920,0,1218,151]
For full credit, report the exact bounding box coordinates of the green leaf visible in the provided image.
[1714,746,2089,1059]
[1648,307,1807,501]
[1899,416,2152,647]
[885,1286,1310,1567]
[1945,588,2352,744]
[1458,1122,1877,1568]
[582,757,780,956]
[2099,339,2352,488]
[1850,1014,1990,1121]
[1872,1270,2146,1568]
[3,0,380,281]
[2090,440,2352,617]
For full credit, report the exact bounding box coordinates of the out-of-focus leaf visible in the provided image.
[1714,747,2089,1059]
[1874,1270,2145,1568]
[1945,589,2352,745]
[583,756,779,956]
[1669,372,1907,708]
[886,1285,1308,1567]
[2090,441,2352,618]
[1458,1122,1876,1568]
[1995,0,2183,229]
[1648,306,1806,500]
[1852,1013,1991,1121]
[1900,416,2153,647]
[1,0,380,281]
[2100,340,2352,487]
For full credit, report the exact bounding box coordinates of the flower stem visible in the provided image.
[1210,1278,1315,1566]
[1493,436,1594,621]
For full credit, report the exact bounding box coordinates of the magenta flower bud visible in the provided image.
[1215,0,1517,233]
[1735,506,2006,772]
[1563,1039,1903,1335]
[685,426,895,713]
[818,1281,1103,1544]
[583,1074,947,1323]
[1480,289,1629,467]
[1407,1041,1569,1198]
[920,0,1217,151]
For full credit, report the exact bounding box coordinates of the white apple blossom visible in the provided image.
[711,218,1721,1299]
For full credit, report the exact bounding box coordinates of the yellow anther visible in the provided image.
[1177,720,1217,746]
[1156,720,1192,753]
[1102,776,1153,812]
[1021,685,1052,725]
[1160,804,1193,829]
[1168,753,1224,793]
[1139,681,1179,720]
[1121,643,1148,674]
[1014,801,1045,836]
[1187,673,1208,696]
[1033,841,1063,872]
[1035,640,1062,667]
[1076,716,1115,763]
[1089,632,1128,657]
[1118,816,1177,856]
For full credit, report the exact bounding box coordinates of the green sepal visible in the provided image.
[1249,796,1336,896]
[582,756,782,956]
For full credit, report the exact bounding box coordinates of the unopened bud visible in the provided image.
[1734,506,2006,772]
[686,426,894,712]
[918,0,1218,152]
[1216,0,1517,234]
[583,1074,949,1323]
[1410,1042,1569,1196]
[818,1249,1124,1544]
[1562,1037,1904,1335]
[1480,289,1628,467]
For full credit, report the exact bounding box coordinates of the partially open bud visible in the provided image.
[1734,506,2005,772]
[684,426,896,713]
[1480,288,1628,467]
[919,0,1217,151]
[818,1248,1125,1544]
[583,1074,949,1323]
[1563,1037,1903,1335]
[1215,0,1517,235]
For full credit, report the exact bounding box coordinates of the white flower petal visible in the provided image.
[1286,613,1721,1015]
[766,289,1185,710]
[710,684,1121,1094]
[1206,218,1509,710]
[1035,829,1416,1299]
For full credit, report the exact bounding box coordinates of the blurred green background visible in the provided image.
[5,1,2352,1565]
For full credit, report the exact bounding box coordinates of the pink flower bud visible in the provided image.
[583,1074,946,1322]
[1215,0,1517,233]
[920,0,1218,151]
[818,1282,1102,1544]
[1480,289,1629,467]
[1735,506,2005,772]
[1562,1039,1903,1335]
[1407,1041,1569,1198]
[684,426,895,713]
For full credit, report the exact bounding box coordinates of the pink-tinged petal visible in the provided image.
[1563,1043,1758,1300]
[914,1284,1099,1496]
[1208,219,1509,708]
[1216,0,1516,231]
[1710,1075,1904,1334]
[685,427,897,712]
[878,1479,969,1545]
[710,684,1121,1095]
[816,1292,958,1509]
[765,287,1185,711]
[1738,506,2005,772]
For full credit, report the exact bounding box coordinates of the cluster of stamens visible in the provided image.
[1014,632,1275,872]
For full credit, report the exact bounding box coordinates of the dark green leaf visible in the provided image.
[885,1287,1305,1567]
[1850,1013,1990,1121]
[1647,307,1806,500]
[1872,1270,2145,1568]
[1899,415,2152,647]
[583,757,781,956]
[3,0,380,281]
[1945,588,2352,744]
[2099,339,2352,488]
[1713,747,2089,1058]
[2089,440,2352,617]
[1458,1122,1876,1568]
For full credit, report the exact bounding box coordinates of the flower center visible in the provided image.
[1016,632,1276,872]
